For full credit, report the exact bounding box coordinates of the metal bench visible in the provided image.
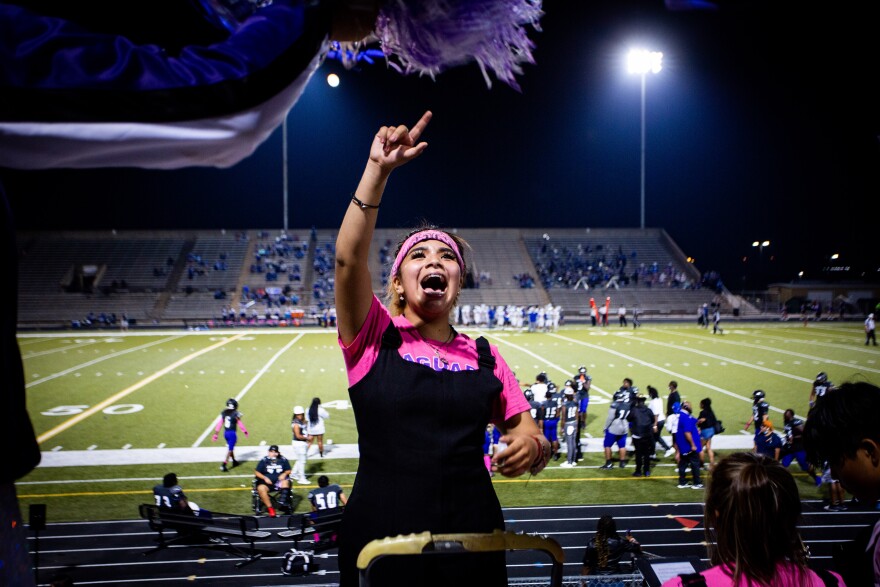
[277,508,344,552]
[138,503,271,568]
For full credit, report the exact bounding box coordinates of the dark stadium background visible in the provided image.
[2,0,878,289]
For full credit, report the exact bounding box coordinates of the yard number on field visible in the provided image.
[42,404,144,416]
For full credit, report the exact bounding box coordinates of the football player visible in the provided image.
[153,473,190,513]
[744,390,770,431]
[524,388,542,427]
[559,387,580,467]
[541,389,561,461]
[601,400,630,469]
[308,475,348,512]
[573,367,591,460]
[613,378,637,413]
[809,372,833,409]
[211,398,249,472]
[780,409,822,486]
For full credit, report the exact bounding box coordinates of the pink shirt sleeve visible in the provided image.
[338,295,529,426]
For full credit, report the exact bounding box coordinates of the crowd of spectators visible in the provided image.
[528,237,724,293]
[71,311,128,328]
[250,233,306,283]
[311,240,336,309]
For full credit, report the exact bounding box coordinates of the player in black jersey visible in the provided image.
[308,475,348,512]
[524,388,542,428]
[572,367,591,460]
[540,390,561,461]
[780,409,822,486]
[153,473,190,513]
[809,372,834,409]
[211,398,249,472]
[744,390,770,431]
[613,378,637,413]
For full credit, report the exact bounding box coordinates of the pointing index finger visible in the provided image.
[408,111,433,143]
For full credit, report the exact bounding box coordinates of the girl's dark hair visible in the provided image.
[383,223,471,316]
[594,515,618,569]
[700,397,712,410]
[308,397,321,425]
[647,385,658,399]
[704,452,808,585]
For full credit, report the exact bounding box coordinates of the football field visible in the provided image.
[17,321,878,522]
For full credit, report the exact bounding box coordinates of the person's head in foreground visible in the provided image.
[703,452,809,585]
[804,381,880,504]
[385,224,470,322]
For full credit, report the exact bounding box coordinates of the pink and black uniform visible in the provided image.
[337,296,529,586]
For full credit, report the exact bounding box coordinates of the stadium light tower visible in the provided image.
[752,240,770,258]
[627,48,663,230]
[752,240,770,288]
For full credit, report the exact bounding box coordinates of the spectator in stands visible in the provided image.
[661,452,843,587]
[333,113,548,587]
[580,514,641,576]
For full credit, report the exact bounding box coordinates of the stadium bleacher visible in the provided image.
[16,228,739,329]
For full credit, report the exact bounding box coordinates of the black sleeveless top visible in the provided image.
[338,323,507,586]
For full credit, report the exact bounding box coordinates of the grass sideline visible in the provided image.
[17,321,872,522]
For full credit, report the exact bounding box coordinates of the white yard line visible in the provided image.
[192,332,306,448]
[37,334,247,444]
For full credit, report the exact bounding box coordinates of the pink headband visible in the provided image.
[390,230,464,278]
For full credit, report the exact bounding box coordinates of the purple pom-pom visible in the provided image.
[373,0,543,90]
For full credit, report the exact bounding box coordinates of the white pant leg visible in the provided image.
[291,441,308,480]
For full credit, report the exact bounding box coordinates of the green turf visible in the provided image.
[18,322,870,522]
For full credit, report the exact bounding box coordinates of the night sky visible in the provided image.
[2,0,878,290]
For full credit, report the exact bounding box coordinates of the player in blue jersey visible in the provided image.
[541,389,561,461]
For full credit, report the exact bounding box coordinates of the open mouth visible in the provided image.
[420,273,448,296]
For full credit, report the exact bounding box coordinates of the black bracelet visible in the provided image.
[351,194,380,210]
